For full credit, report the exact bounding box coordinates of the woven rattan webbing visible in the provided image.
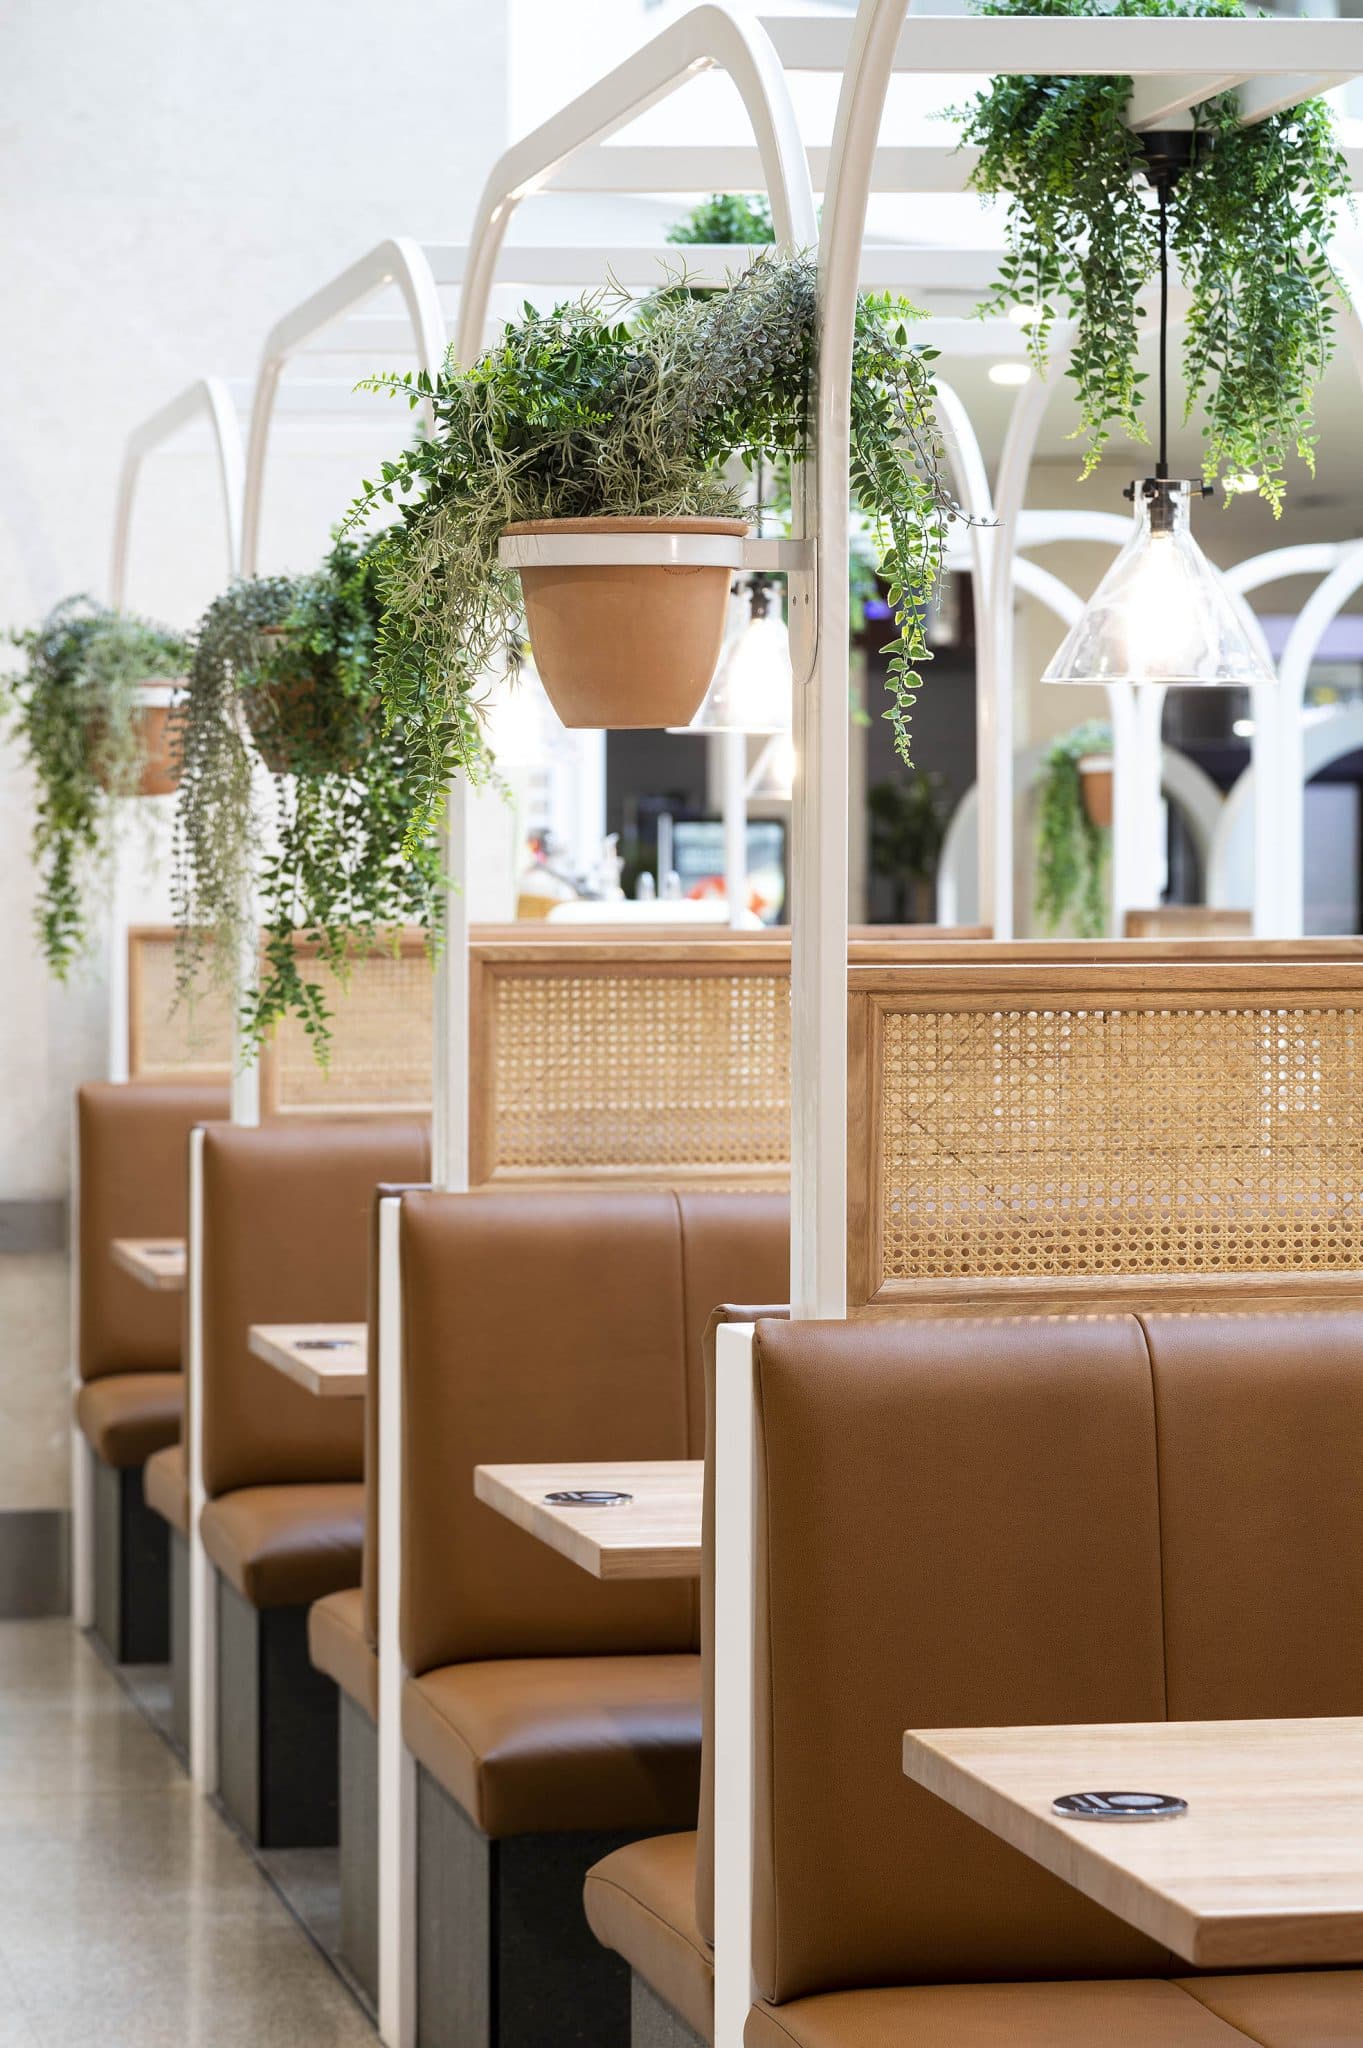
[130,932,233,1076]
[492,968,790,1172]
[265,946,432,1111]
[879,1002,1363,1280]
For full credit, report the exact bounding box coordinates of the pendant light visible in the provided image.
[676,571,793,733]
[1042,134,1275,691]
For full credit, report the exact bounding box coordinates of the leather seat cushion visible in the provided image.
[309,1587,378,1722]
[143,1443,188,1535]
[75,1372,183,1469]
[1178,1969,1363,2046]
[585,1832,712,2043]
[743,1980,1265,2047]
[402,1653,702,1840]
[200,1482,364,1609]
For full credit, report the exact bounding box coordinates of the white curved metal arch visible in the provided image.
[1211,702,1363,919]
[240,236,446,577]
[109,377,244,612]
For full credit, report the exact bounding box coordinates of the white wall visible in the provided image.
[0,0,511,1515]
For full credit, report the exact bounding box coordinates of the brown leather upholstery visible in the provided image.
[201,1482,364,1608]
[74,1372,182,1469]
[77,1081,226,1382]
[309,1587,378,1721]
[1176,1969,1363,2043]
[200,1120,429,1500]
[402,1656,702,1839]
[361,1181,430,1654]
[743,1982,1261,2046]
[144,1443,188,1536]
[399,1188,788,1679]
[585,1833,713,2041]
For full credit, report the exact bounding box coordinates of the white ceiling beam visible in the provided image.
[1125,74,1243,128]
[1235,71,1353,123]
[542,142,985,196]
[424,242,1004,292]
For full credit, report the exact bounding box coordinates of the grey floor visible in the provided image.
[0,1620,376,2046]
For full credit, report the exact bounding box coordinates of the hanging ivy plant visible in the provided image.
[349,251,956,810]
[172,533,442,1062]
[1035,721,1111,937]
[957,0,1349,508]
[6,597,188,976]
[666,191,775,246]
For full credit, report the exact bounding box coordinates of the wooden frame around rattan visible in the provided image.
[127,926,234,1082]
[848,942,1363,1316]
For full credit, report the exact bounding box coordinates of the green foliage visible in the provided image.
[1035,721,1111,938]
[351,253,956,801]
[5,597,187,975]
[172,534,442,1062]
[867,773,946,922]
[666,192,775,245]
[957,0,1349,507]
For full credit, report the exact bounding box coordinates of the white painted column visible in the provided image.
[187,1128,217,1791]
[377,1196,416,2048]
[714,1323,758,2048]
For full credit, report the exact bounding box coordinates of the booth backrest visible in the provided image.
[746,1308,1363,2007]
[848,946,1363,1314]
[78,1081,228,1381]
[200,1119,430,1499]
[399,1187,788,1678]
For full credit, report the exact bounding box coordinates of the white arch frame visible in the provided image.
[109,377,244,612]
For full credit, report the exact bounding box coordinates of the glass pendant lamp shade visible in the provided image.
[673,576,793,734]
[1042,479,1276,689]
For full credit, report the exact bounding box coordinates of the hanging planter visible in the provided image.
[1078,751,1113,829]
[349,249,960,838]
[503,516,749,728]
[241,626,373,777]
[5,599,189,976]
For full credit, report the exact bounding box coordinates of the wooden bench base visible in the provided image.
[93,1458,169,1665]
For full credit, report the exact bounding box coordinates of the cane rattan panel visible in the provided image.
[848,955,1363,1311]
[259,934,433,1117]
[469,938,791,1184]
[128,927,233,1080]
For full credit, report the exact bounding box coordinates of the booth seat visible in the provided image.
[195,1119,429,1848]
[75,1081,227,1663]
[589,1308,1363,2048]
[396,1187,788,2048]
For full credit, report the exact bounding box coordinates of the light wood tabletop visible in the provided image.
[111,1237,186,1291]
[903,1716,1363,1969]
[248,1323,368,1398]
[474,1461,702,1581]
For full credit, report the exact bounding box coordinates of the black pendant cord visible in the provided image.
[1156,172,1170,483]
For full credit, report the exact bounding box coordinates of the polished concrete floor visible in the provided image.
[0,1620,376,2046]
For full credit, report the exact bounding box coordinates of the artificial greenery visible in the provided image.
[351,251,955,824]
[1035,721,1111,937]
[957,0,1349,508]
[6,597,187,975]
[172,534,442,1059]
[666,191,775,246]
[867,772,946,923]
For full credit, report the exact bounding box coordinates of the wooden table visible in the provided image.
[249,1323,368,1397]
[111,1236,186,1291]
[903,1716,1363,1969]
[474,1461,702,1580]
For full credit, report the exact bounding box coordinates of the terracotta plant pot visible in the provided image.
[1078,753,1114,830]
[90,683,183,798]
[504,516,749,729]
[244,629,371,777]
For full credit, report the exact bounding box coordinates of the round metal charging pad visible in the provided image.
[1052,1791,1188,1821]
[542,1489,634,1507]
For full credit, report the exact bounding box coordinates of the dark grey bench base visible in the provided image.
[93,1457,169,1665]
[169,1530,190,1758]
[216,1575,339,1848]
[417,1766,638,2048]
[633,1977,708,2048]
[339,1694,379,2005]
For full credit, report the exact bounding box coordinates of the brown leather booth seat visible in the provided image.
[75,1373,182,1469]
[75,1082,226,1467]
[590,1308,1363,2045]
[309,1587,377,1722]
[143,1444,188,1537]
[399,1188,789,1840]
[199,1119,430,1607]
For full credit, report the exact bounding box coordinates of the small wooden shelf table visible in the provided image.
[248,1322,368,1398]
[473,1461,702,1581]
[111,1237,186,1292]
[903,1716,1363,1969]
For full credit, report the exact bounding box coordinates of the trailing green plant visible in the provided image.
[868,771,946,923]
[350,252,956,816]
[6,597,187,975]
[667,191,775,245]
[957,0,1349,508]
[1035,721,1111,937]
[171,533,443,1061]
